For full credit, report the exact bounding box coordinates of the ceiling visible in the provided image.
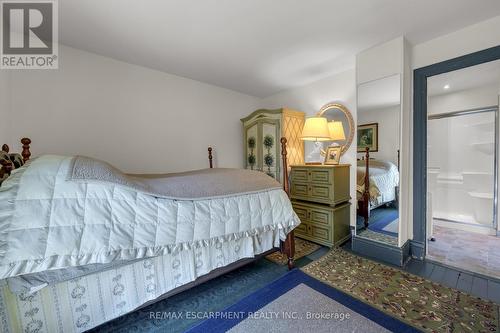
[428,59,500,97]
[59,1,500,97]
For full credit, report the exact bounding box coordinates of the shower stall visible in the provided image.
[427,106,498,233]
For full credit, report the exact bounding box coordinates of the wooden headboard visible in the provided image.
[0,138,32,179]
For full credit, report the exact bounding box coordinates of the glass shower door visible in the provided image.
[427,109,496,230]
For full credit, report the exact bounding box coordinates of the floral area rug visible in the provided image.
[302,248,499,332]
[265,237,321,265]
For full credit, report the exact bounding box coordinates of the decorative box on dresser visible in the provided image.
[290,165,351,247]
[241,108,305,183]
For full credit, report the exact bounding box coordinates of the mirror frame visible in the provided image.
[317,103,355,155]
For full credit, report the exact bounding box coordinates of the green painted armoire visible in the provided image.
[240,108,305,183]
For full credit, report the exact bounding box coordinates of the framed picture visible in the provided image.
[324,146,342,165]
[357,123,378,152]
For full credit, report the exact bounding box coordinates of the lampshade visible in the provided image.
[301,117,331,141]
[328,121,346,141]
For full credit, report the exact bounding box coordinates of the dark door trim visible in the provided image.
[412,45,500,259]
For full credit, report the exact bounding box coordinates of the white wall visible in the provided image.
[428,85,499,115]
[8,45,260,173]
[357,105,400,165]
[412,15,500,69]
[357,37,404,85]
[0,71,11,146]
[259,69,358,226]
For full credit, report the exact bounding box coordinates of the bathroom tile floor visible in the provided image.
[427,225,500,280]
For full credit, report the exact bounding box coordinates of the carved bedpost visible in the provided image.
[208,147,213,169]
[281,137,289,195]
[21,138,31,163]
[397,149,400,171]
[362,147,370,228]
[280,137,295,270]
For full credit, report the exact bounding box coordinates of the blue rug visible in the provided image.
[357,206,399,237]
[187,269,418,333]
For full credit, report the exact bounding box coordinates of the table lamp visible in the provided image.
[301,117,330,164]
[328,121,346,142]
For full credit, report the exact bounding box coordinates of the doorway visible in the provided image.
[413,45,500,279]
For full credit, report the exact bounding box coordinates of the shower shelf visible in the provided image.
[462,171,493,176]
[464,121,495,131]
[436,173,463,185]
[468,192,493,199]
[470,142,495,154]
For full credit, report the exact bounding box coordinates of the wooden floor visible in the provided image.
[342,240,500,304]
[405,259,500,304]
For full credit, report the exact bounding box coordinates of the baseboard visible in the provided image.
[401,240,411,265]
[410,240,425,260]
[351,236,408,267]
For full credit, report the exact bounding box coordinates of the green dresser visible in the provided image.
[290,165,351,247]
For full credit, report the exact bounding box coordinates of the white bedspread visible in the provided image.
[357,159,399,206]
[0,155,299,279]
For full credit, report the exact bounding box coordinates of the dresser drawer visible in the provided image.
[291,182,309,197]
[291,182,334,205]
[293,202,332,225]
[291,167,333,184]
[310,224,332,243]
[294,221,309,237]
[293,205,308,221]
[292,200,351,247]
[291,168,309,183]
[310,169,333,184]
[310,206,332,226]
[309,184,333,203]
[290,165,351,206]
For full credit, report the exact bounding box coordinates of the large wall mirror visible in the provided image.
[356,74,401,246]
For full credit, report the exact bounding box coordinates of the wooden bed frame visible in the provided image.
[208,137,295,269]
[357,147,400,228]
[0,138,32,179]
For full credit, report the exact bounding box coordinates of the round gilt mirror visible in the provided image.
[317,103,354,155]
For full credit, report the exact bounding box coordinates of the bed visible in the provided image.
[357,148,400,227]
[0,138,299,333]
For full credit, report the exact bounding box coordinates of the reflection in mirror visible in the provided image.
[305,103,354,163]
[356,74,401,245]
[426,59,500,277]
[317,103,354,156]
